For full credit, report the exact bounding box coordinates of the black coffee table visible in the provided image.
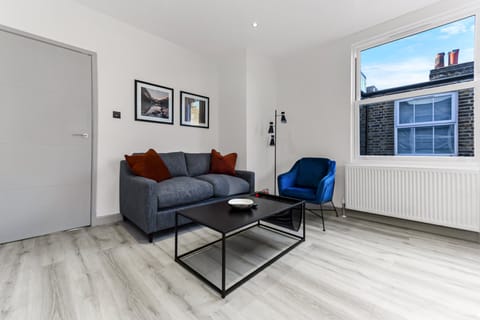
[174,193,305,298]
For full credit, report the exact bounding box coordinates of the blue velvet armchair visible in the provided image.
[278,157,338,231]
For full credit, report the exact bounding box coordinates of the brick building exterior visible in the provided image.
[359,101,394,155]
[429,62,474,80]
[360,62,474,156]
[458,88,475,156]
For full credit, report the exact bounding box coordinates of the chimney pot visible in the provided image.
[435,52,445,69]
[448,49,460,65]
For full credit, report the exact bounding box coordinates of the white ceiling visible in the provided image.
[74,0,441,57]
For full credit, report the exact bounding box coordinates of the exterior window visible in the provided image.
[395,93,457,155]
[356,15,475,157]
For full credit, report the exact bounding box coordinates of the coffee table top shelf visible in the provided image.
[176,193,304,234]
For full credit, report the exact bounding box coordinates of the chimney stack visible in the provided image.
[448,49,459,65]
[435,52,445,69]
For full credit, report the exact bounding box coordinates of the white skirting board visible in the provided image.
[345,164,480,231]
[92,213,122,226]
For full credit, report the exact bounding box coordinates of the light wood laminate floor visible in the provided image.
[1,214,480,320]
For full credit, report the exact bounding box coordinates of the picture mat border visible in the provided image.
[180,90,210,129]
[135,79,174,125]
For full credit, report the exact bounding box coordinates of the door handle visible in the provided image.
[72,133,89,138]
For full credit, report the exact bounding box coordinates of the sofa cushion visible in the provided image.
[210,149,237,176]
[159,152,188,177]
[125,149,171,182]
[195,174,249,197]
[185,153,211,177]
[155,177,214,209]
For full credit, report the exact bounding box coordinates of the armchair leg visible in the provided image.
[331,201,339,217]
[320,205,325,232]
[307,208,326,232]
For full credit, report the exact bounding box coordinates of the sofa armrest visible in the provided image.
[119,161,157,234]
[236,170,255,193]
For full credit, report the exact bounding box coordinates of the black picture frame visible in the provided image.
[135,80,174,125]
[180,91,209,129]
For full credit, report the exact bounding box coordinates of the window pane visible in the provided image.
[434,96,452,121]
[415,100,433,123]
[434,125,455,154]
[397,128,413,154]
[399,101,413,124]
[360,16,475,99]
[415,127,433,153]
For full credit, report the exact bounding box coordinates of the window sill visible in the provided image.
[350,155,480,170]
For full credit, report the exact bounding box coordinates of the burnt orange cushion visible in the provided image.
[125,149,171,182]
[210,149,237,176]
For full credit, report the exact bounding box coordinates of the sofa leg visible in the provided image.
[148,233,154,243]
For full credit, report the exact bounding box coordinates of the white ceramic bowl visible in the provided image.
[227,198,254,209]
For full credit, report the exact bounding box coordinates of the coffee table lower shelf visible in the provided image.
[174,213,305,298]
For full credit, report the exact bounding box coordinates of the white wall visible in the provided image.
[216,50,278,191]
[218,51,247,168]
[246,51,277,191]
[275,0,480,206]
[216,50,277,192]
[4,0,477,220]
[276,42,351,205]
[0,0,219,217]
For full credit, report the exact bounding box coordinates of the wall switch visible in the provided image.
[113,111,121,119]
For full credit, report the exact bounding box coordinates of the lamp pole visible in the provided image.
[268,110,287,195]
[274,110,278,195]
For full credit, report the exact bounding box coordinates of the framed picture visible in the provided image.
[180,91,209,129]
[135,80,174,124]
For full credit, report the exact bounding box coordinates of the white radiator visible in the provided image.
[345,165,480,231]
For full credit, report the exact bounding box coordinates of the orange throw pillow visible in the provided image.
[125,149,171,182]
[210,149,237,176]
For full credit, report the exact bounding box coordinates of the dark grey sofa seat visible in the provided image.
[195,174,249,197]
[155,177,214,209]
[119,151,255,242]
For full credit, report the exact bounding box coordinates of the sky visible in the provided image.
[361,16,475,91]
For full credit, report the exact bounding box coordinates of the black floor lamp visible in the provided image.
[268,110,287,195]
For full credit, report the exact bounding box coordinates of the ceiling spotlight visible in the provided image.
[252,22,258,28]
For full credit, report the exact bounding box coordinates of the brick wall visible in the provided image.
[360,101,394,156]
[360,88,474,156]
[458,88,474,156]
[429,62,474,80]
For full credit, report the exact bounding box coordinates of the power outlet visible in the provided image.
[113,111,121,119]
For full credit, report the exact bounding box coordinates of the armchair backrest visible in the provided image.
[295,158,334,188]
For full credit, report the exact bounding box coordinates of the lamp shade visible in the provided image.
[268,122,274,133]
[269,135,275,146]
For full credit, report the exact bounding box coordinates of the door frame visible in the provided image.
[0,24,98,227]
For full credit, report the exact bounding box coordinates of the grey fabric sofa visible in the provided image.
[120,152,255,242]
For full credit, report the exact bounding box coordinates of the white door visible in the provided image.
[0,29,92,243]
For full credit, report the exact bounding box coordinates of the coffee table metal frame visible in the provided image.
[174,195,305,298]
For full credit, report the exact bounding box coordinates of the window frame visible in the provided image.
[394,92,458,156]
[351,8,479,164]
